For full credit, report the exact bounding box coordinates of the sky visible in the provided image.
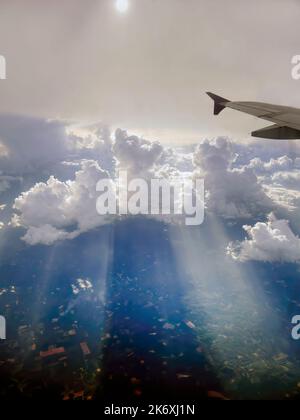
[0,0,300,144]
[1,1,300,401]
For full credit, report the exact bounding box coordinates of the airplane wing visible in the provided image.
[207,92,300,139]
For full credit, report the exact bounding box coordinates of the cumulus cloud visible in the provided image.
[194,138,273,219]
[248,158,300,217]
[21,224,74,246]
[247,156,294,175]
[9,126,174,245]
[227,214,300,263]
[233,141,300,168]
[113,129,164,176]
[158,147,194,173]
[72,278,93,295]
[12,160,112,246]
[264,186,300,213]
[7,119,300,247]
[66,124,114,174]
[11,132,290,246]
[10,126,202,245]
[0,115,115,180]
[271,172,300,191]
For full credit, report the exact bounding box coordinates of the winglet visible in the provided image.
[206,92,230,115]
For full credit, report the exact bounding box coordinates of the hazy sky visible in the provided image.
[0,0,300,144]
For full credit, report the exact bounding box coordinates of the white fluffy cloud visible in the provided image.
[159,147,194,173]
[0,115,115,179]
[246,157,300,218]
[12,160,112,245]
[227,214,300,263]
[72,278,93,295]
[6,119,300,247]
[10,126,184,245]
[264,186,300,213]
[113,129,164,176]
[247,156,294,175]
[21,224,74,246]
[271,171,300,191]
[10,127,198,245]
[193,138,273,219]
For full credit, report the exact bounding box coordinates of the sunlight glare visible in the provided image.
[115,0,129,14]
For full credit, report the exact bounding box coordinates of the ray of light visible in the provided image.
[169,215,300,398]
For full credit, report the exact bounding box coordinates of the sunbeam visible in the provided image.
[169,216,300,399]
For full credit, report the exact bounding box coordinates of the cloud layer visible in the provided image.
[0,115,298,249]
[12,160,111,245]
[227,214,300,263]
[193,138,273,219]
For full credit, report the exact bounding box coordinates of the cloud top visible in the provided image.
[227,214,300,263]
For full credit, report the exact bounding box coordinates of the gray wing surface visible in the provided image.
[207,92,300,139]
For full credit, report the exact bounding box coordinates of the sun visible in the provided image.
[115,0,129,13]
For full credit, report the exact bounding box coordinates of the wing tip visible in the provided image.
[206,92,230,115]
